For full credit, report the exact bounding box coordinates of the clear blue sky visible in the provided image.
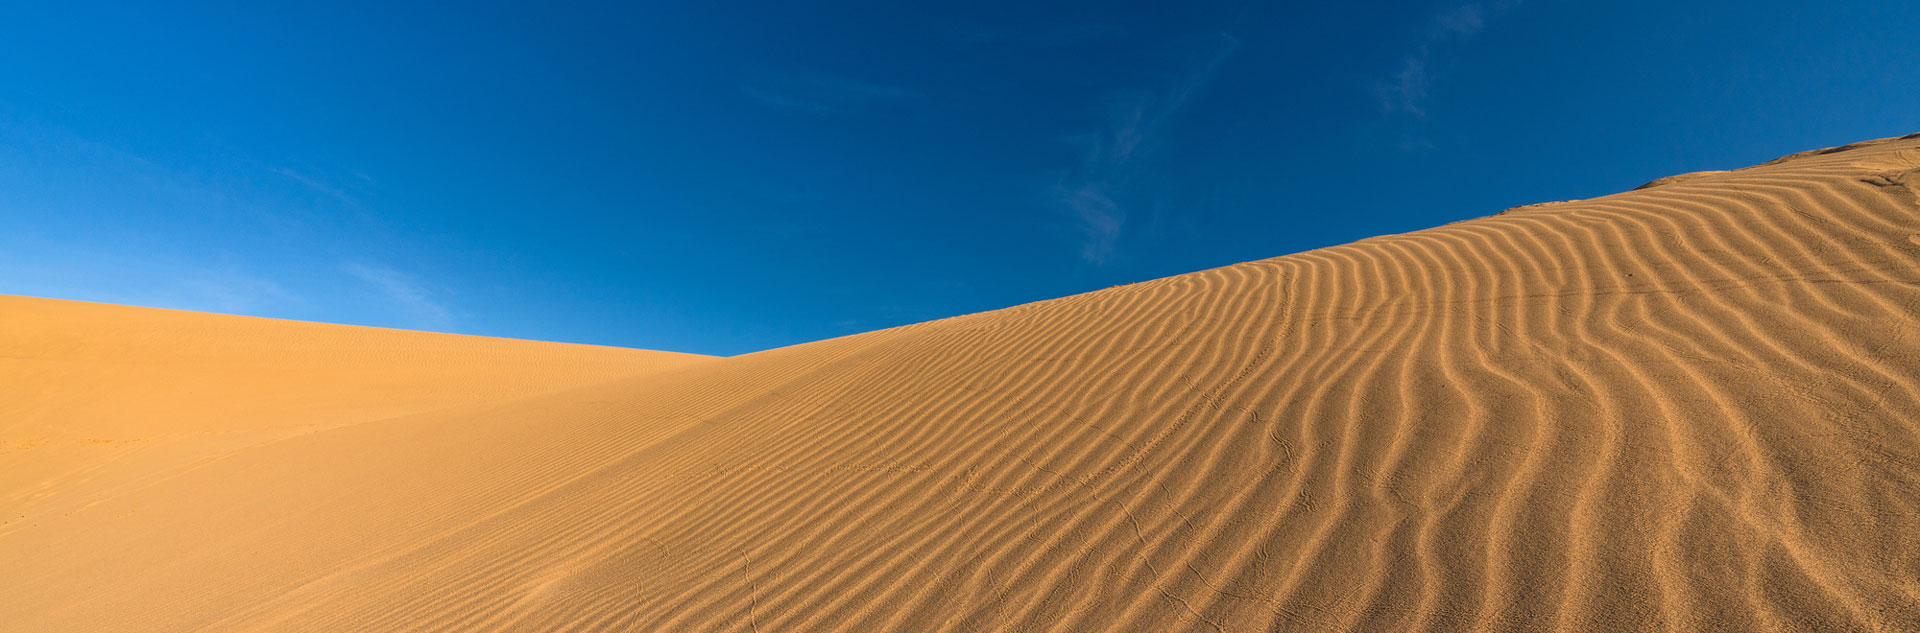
[3,1,1916,355]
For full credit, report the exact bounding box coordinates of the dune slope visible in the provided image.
[0,298,711,536]
[6,134,1920,632]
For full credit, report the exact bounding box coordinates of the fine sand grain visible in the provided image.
[5,134,1920,632]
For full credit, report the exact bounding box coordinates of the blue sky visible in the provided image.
[3,1,1916,356]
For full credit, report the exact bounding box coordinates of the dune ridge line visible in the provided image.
[4,133,1920,632]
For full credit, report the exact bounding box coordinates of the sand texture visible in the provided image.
[6,134,1920,632]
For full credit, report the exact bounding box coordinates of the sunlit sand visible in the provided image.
[6,134,1919,631]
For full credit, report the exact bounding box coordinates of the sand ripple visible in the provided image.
[6,134,1920,632]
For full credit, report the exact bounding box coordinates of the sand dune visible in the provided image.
[0,300,711,545]
[6,134,1920,632]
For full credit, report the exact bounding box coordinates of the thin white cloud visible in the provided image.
[1054,183,1126,263]
[1376,1,1520,117]
[0,238,300,316]
[267,166,359,205]
[1059,32,1239,264]
[340,262,452,328]
[1436,4,1487,36]
[178,274,300,315]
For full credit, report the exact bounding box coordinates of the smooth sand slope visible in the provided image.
[5,134,1920,632]
[0,299,712,550]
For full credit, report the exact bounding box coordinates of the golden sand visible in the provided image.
[5,134,1919,632]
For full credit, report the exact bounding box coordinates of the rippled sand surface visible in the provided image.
[6,134,1920,632]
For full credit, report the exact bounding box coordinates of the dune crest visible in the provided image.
[6,134,1920,632]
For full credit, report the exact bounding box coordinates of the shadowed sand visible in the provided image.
[5,134,1920,632]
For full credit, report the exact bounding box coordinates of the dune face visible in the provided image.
[6,135,1920,632]
[0,298,713,596]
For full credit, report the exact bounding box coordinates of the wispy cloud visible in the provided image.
[1053,183,1126,263]
[1057,33,1239,264]
[1376,1,1520,117]
[266,165,359,205]
[742,70,919,115]
[0,236,301,316]
[178,274,301,315]
[341,262,452,328]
